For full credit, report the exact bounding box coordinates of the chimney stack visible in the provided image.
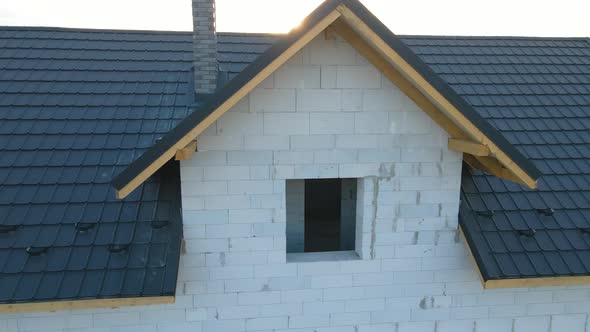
[192,0,218,95]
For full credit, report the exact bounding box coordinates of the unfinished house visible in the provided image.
[1,0,590,331]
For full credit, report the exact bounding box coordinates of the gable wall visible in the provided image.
[2,34,590,332]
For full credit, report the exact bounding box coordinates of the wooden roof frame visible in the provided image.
[112,0,541,199]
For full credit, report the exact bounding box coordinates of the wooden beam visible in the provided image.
[463,154,530,187]
[115,9,342,199]
[324,26,337,40]
[175,140,198,161]
[336,5,537,190]
[0,296,175,314]
[448,139,489,156]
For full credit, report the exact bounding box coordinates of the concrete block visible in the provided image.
[228,151,273,165]
[330,312,371,326]
[275,65,321,89]
[398,321,435,332]
[321,65,337,88]
[297,89,342,112]
[309,38,356,65]
[198,135,244,151]
[313,150,357,164]
[238,291,281,305]
[513,316,550,332]
[354,112,390,134]
[202,319,246,332]
[228,180,274,195]
[288,314,330,328]
[264,113,310,135]
[336,135,379,149]
[274,151,315,164]
[310,113,355,134]
[303,301,346,314]
[251,88,296,112]
[342,90,363,112]
[337,66,381,89]
[245,135,290,150]
[291,135,335,150]
[246,316,288,331]
[217,305,259,319]
[217,112,263,135]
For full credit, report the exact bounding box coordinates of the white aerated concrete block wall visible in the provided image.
[4,34,590,332]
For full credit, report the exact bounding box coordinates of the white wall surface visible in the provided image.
[2,33,590,332]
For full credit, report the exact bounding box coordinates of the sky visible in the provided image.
[0,0,588,37]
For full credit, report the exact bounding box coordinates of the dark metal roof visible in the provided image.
[112,0,541,193]
[1,12,589,301]
[0,27,191,304]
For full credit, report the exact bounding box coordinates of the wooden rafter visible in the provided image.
[324,26,337,40]
[0,296,175,314]
[335,5,537,190]
[448,139,489,157]
[175,140,198,161]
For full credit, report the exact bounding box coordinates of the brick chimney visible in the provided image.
[192,0,218,95]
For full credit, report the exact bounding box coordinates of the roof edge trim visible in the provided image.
[484,276,590,289]
[0,296,175,314]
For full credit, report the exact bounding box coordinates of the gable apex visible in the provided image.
[112,0,541,199]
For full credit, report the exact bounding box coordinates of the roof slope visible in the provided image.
[0,27,191,304]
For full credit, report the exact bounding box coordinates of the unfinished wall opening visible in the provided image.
[286,178,357,255]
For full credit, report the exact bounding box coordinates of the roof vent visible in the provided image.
[108,243,130,253]
[26,246,48,256]
[537,208,554,216]
[518,229,536,238]
[0,225,19,234]
[476,210,495,218]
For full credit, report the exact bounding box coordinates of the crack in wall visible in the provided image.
[370,177,379,260]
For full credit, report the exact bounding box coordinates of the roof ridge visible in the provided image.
[0,26,586,41]
[0,25,193,35]
[398,34,590,41]
[217,32,284,37]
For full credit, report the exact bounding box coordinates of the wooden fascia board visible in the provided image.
[175,140,198,161]
[336,4,537,190]
[0,296,175,314]
[115,9,342,199]
[448,139,489,157]
[485,276,590,289]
